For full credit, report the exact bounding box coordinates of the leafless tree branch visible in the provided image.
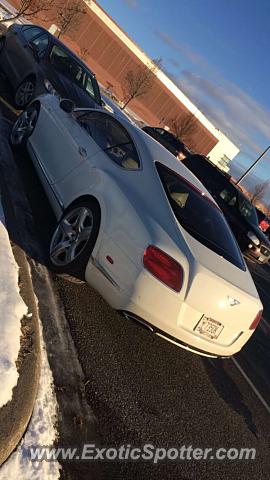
[121,58,162,110]
[56,0,86,39]
[167,112,197,143]
[0,0,54,23]
[250,180,270,205]
[79,46,90,61]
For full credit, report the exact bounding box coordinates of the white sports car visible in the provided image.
[10,94,263,357]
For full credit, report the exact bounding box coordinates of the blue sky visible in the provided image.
[98,0,270,189]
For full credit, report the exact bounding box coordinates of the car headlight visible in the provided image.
[44,79,58,96]
[247,231,260,246]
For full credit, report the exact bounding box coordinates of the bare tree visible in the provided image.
[121,58,162,110]
[250,180,270,205]
[167,112,197,142]
[0,0,54,23]
[56,0,86,39]
[79,46,90,61]
[266,201,270,218]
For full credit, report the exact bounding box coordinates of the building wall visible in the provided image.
[208,130,240,171]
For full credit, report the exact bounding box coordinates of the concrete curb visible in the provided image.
[0,160,41,466]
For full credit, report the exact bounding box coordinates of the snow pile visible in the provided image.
[0,200,28,408]
[0,322,61,479]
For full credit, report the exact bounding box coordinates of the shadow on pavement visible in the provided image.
[203,358,258,436]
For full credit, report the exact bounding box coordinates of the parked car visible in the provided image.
[182,154,270,264]
[142,126,192,160]
[10,95,263,358]
[0,23,102,109]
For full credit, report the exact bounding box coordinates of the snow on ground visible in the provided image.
[0,319,61,479]
[0,196,28,408]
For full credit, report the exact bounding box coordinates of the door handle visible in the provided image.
[78,146,87,157]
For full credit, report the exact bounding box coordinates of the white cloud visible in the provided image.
[178,70,270,159]
[122,0,138,8]
[155,30,207,68]
[154,30,270,162]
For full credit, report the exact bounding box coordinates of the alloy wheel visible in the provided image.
[15,80,35,107]
[10,107,38,145]
[50,206,94,267]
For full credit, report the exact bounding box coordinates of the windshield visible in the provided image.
[183,156,259,227]
[219,187,259,226]
[238,194,259,225]
[156,163,246,270]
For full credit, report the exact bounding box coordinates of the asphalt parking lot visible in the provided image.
[0,76,270,479]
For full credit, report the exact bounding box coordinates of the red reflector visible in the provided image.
[106,255,114,264]
[143,245,183,292]
[249,309,263,330]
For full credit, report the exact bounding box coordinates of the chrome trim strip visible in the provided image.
[91,256,120,289]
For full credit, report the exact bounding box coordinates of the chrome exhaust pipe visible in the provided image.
[121,311,154,332]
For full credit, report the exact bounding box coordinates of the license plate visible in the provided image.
[194,316,224,340]
[258,255,266,262]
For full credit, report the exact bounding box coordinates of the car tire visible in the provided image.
[48,200,101,282]
[14,77,36,108]
[10,102,40,148]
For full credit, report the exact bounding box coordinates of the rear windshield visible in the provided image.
[160,130,184,150]
[156,163,246,270]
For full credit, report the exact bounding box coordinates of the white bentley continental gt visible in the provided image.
[10,94,263,358]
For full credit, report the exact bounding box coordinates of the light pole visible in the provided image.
[236,145,270,185]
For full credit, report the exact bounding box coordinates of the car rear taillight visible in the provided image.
[249,310,263,330]
[143,245,183,292]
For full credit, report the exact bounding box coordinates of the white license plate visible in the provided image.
[258,255,266,262]
[194,316,224,340]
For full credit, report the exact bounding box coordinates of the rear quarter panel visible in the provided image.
[55,157,191,302]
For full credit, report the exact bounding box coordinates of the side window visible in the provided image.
[83,74,95,98]
[80,72,101,105]
[155,128,165,135]
[32,33,49,55]
[22,26,44,42]
[76,111,140,169]
[50,45,70,71]
[50,45,84,87]
[220,188,237,206]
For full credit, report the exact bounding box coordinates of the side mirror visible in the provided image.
[59,98,75,114]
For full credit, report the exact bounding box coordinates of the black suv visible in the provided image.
[142,126,192,160]
[0,23,102,109]
[182,154,270,264]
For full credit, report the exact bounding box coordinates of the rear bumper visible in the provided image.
[125,300,254,358]
[86,258,258,358]
[122,311,231,358]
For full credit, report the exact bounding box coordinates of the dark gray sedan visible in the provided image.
[0,23,102,109]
